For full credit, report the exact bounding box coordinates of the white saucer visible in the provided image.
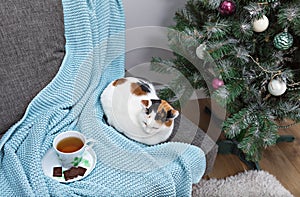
[42,148,97,183]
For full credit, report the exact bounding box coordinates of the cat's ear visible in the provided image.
[166,109,179,120]
[141,99,151,108]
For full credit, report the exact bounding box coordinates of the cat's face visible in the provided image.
[139,99,179,134]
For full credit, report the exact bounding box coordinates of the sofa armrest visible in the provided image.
[169,114,218,175]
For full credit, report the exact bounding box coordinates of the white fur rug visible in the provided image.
[192,170,294,197]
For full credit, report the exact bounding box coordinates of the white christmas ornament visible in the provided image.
[252,15,269,33]
[268,78,287,96]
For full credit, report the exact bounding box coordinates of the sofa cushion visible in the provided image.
[0,0,65,135]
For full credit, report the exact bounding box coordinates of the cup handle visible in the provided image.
[85,138,96,150]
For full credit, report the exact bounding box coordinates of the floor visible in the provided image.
[187,100,300,197]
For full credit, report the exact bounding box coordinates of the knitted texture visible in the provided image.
[0,0,206,196]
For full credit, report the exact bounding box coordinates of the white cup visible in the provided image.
[53,130,95,168]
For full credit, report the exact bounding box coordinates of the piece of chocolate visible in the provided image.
[63,167,79,181]
[77,166,87,176]
[53,167,62,177]
[62,166,88,181]
[69,166,79,175]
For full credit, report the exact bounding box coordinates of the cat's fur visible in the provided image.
[101,77,179,145]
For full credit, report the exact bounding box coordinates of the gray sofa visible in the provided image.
[0,0,217,175]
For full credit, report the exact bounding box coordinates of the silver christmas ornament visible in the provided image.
[196,43,207,59]
[268,78,287,96]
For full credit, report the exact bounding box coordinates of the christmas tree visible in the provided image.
[151,0,300,162]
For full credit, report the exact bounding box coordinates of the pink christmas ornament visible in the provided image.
[212,78,224,89]
[218,0,236,16]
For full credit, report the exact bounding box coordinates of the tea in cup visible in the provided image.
[53,130,95,168]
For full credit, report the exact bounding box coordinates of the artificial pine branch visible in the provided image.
[151,57,177,74]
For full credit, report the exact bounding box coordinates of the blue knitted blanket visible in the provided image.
[0,0,206,196]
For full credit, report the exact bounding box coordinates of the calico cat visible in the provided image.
[101,77,179,145]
